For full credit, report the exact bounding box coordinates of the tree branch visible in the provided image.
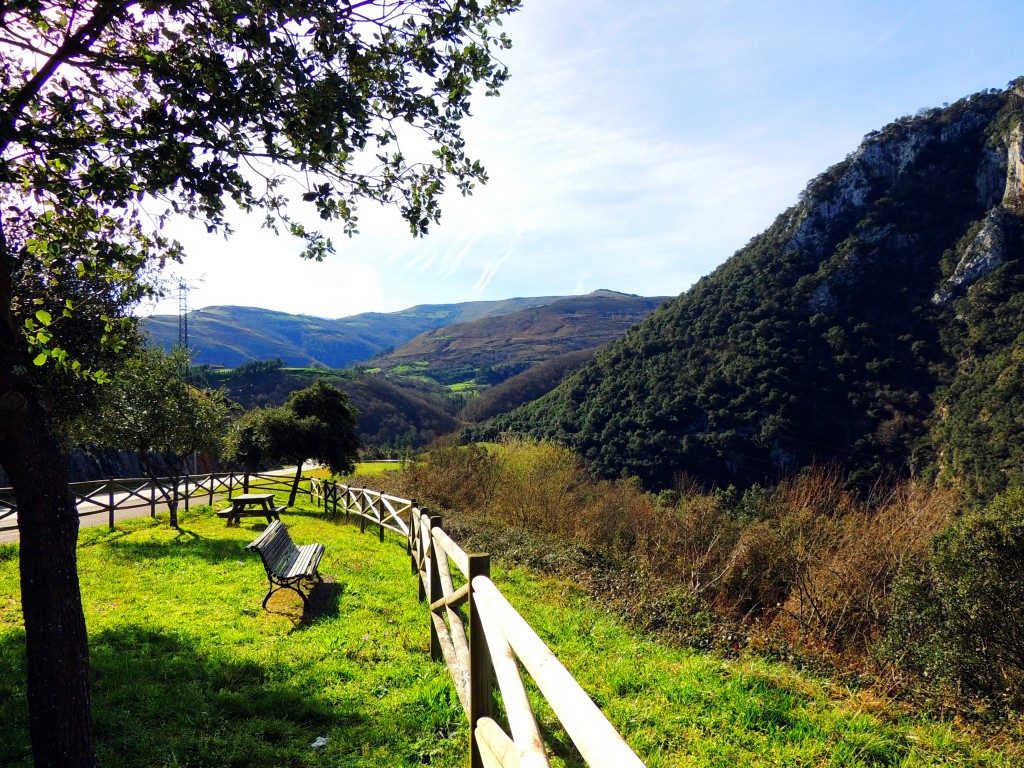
[0,1,127,151]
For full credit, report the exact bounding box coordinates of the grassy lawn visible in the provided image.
[0,494,1020,767]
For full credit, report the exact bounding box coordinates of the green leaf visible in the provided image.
[33,352,49,366]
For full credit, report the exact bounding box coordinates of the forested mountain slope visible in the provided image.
[478,81,1024,497]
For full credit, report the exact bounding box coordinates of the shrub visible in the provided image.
[792,483,952,649]
[882,487,1024,701]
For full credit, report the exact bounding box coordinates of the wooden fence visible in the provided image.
[0,470,296,534]
[310,479,646,768]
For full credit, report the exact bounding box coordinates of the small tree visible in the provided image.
[81,348,229,526]
[226,380,359,504]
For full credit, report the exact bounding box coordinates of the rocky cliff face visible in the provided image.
[483,79,1024,495]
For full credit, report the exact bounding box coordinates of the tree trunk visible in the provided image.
[0,365,97,767]
[289,461,304,506]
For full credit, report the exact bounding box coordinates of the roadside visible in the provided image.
[0,466,300,545]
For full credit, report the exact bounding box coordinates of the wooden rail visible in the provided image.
[318,481,646,768]
[0,470,297,534]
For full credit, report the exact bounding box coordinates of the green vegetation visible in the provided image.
[475,84,1024,497]
[226,381,360,505]
[375,290,667,392]
[882,487,1024,700]
[460,348,595,423]
[0,493,1019,766]
[360,438,1024,712]
[204,362,460,453]
[0,504,468,767]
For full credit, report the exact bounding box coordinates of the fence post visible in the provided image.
[184,474,190,513]
[468,553,493,768]
[407,500,417,560]
[378,495,385,543]
[428,514,443,662]
[107,478,115,531]
[416,508,428,601]
[359,489,366,534]
[150,480,157,518]
[208,474,214,506]
[243,471,250,494]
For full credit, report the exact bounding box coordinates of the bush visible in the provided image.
[882,487,1024,701]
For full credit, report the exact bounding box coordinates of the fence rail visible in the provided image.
[0,470,297,534]
[313,479,646,768]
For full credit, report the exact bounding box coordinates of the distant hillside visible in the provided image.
[370,290,668,386]
[476,81,1024,498]
[458,348,596,423]
[142,296,568,368]
[199,363,459,450]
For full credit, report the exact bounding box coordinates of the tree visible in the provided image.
[226,380,360,505]
[77,348,229,527]
[0,2,518,765]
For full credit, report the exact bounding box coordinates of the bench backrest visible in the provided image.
[247,520,298,576]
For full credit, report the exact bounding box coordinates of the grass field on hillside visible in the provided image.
[0,495,1020,767]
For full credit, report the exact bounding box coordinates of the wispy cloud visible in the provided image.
[147,0,1024,318]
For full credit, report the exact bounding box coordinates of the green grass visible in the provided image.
[0,502,466,767]
[391,362,430,374]
[0,497,1020,767]
[348,462,404,476]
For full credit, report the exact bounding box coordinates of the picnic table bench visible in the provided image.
[246,520,324,608]
[218,493,285,526]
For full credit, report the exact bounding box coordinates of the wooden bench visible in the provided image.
[246,520,324,608]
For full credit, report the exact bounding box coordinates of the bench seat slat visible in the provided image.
[246,520,324,609]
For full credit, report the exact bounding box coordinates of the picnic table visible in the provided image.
[217,493,285,527]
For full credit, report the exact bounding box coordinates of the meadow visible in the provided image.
[0,491,1019,767]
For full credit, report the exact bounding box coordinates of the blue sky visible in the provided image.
[145,1,1024,318]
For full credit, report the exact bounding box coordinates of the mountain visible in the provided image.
[370,290,669,386]
[476,80,1024,498]
[141,296,570,368]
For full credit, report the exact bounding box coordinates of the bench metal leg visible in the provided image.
[262,575,314,609]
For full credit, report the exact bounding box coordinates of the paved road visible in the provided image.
[0,467,301,545]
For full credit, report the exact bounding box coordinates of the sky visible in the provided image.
[143,0,1024,319]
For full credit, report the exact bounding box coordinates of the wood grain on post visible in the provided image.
[469,553,493,768]
[471,576,646,768]
[432,526,469,576]
[475,717,520,768]
[433,540,471,700]
[475,601,550,768]
[428,514,443,662]
[429,610,469,711]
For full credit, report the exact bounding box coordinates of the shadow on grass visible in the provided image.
[260,576,347,629]
[0,624,365,768]
[82,525,250,564]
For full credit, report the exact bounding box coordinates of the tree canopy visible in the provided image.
[0,2,519,764]
[226,379,360,504]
